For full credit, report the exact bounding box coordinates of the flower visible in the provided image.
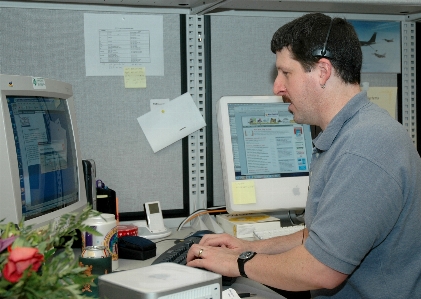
[3,247,44,283]
[0,236,16,252]
[0,206,101,299]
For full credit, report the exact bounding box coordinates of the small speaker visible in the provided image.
[82,159,97,209]
[96,187,117,218]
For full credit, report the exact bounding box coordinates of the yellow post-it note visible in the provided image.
[367,87,397,119]
[124,67,146,88]
[232,181,256,204]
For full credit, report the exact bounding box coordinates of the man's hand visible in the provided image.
[185,233,252,276]
[198,233,252,253]
[186,243,240,277]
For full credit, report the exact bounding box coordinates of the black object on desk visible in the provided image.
[96,185,117,217]
[118,236,156,260]
[152,230,237,286]
[238,293,256,298]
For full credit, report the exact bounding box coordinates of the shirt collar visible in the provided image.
[313,91,370,152]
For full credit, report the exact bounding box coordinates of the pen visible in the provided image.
[237,293,256,298]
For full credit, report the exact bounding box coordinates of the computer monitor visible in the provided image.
[217,96,313,214]
[0,74,88,229]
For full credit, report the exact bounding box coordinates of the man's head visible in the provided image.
[271,13,362,85]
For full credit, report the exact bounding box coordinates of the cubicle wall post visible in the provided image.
[186,15,207,213]
[401,21,417,147]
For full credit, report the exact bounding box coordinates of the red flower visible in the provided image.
[2,247,44,283]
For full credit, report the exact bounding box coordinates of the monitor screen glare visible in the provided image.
[7,96,79,221]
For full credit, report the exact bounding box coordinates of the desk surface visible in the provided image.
[113,228,286,299]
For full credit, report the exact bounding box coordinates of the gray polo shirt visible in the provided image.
[304,92,421,298]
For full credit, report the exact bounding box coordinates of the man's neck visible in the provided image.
[318,83,361,130]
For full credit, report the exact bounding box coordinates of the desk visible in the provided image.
[113,228,286,299]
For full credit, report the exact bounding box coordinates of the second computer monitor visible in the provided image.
[0,74,88,229]
[217,96,312,214]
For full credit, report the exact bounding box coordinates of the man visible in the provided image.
[186,13,421,298]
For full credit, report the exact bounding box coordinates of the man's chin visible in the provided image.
[291,114,303,124]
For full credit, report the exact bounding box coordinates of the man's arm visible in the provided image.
[187,241,348,292]
[249,228,308,254]
[198,228,307,255]
[245,245,348,291]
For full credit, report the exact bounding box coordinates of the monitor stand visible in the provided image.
[133,221,172,240]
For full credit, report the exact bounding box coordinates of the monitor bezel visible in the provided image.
[0,74,88,229]
[217,95,311,214]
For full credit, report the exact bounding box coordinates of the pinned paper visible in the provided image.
[232,181,256,204]
[367,87,397,119]
[124,67,146,88]
[137,93,206,153]
[150,99,170,111]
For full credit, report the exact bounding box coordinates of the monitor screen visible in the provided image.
[217,96,312,214]
[7,96,79,221]
[0,74,87,229]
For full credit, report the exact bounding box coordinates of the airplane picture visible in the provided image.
[360,32,377,46]
[349,19,400,72]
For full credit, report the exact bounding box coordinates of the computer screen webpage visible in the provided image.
[7,96,79,220]
[228,102,311,180]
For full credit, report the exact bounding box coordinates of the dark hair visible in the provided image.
[271,13,362,84]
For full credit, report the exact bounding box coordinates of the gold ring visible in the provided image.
[198,249,204,258]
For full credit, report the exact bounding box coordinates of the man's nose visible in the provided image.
[273,76,286,96]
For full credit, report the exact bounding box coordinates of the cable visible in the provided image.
[177,207,226,231]
[177,206,226,231]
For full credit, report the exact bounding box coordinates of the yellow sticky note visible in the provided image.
[124,67,146,88]
[232,181,256,204]
[367,87,397,119]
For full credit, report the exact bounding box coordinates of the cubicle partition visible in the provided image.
[0,3,415,221]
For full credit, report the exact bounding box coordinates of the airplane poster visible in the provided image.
[349,20,401,73]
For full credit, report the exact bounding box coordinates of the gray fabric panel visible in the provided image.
[0,7,184,213]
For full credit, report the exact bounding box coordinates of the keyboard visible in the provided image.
[152,230,236,286]
[253,225,304,240]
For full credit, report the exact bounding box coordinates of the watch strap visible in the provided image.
[238,251,257,278]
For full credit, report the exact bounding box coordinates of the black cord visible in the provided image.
[301,224,306,245]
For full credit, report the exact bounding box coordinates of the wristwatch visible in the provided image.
[237,251,257,278]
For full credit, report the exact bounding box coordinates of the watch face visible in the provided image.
[239,251,254,259]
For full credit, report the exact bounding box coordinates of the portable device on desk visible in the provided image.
[134,201,171,239]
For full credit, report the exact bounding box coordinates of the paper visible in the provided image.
[367,87,398,119]
[222,288,241,299]
[137,93,206,153]
[232,181,256,204]
[150,99,170,111]
[84,13,164,76]
[124,67,146,88]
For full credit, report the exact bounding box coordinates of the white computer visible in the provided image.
[217,95,313,214]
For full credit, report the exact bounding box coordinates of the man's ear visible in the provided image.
[317,58,332,86]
